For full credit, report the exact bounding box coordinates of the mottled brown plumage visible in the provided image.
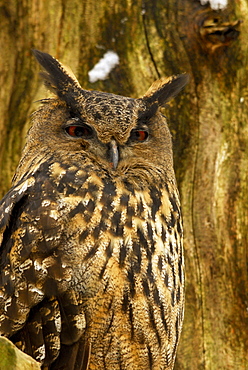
[0,50,188,369]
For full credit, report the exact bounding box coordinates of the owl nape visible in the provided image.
[0,50,188,370]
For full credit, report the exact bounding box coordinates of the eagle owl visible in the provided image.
[0,50,188,369]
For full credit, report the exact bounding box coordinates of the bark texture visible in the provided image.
[0,0,247,369]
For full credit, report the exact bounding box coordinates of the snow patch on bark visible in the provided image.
[199,0,228,10]
[88,51,119,83]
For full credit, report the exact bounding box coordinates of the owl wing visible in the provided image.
[0,175,89,368]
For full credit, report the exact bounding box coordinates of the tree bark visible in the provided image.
[0,0,247,368]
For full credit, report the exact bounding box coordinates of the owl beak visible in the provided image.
[109,139,119,170]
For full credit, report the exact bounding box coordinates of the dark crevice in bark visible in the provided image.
[141,5,161,79]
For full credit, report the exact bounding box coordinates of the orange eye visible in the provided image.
[65,125,93,138]
[130,129,149,142]
[137,130,148,141]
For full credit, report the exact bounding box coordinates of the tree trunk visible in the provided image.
[0,0,247,369]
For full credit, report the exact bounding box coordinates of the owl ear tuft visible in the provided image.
[32,49,85,109]
[143,74,189,107]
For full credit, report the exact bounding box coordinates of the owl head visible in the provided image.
[14,50,188,187]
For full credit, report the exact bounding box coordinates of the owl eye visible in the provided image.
[65,124,93,138]
[129,129,149,142]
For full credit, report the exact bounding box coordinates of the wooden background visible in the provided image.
[0,0,247,368]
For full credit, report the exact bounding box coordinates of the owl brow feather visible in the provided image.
[137,103,159,123]
[32,50,78,90]
[143,74,189,107]
[32,49,88,115]
[137,74,189,123]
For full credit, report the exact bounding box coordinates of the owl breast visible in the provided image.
[42,160,184,369]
